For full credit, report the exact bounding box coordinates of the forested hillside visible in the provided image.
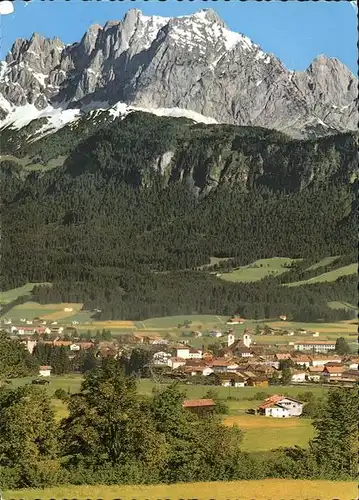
[1,113,357,320]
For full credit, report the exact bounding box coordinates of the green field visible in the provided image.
[224,414,315,451]
[217,257,300,283]
[0,283,51,305]
[285,263,357,287]
[6,480,357,500]
[0,300,90,323]
[138,314,229,329]
[9,375,83,394]
[9,376,329,400]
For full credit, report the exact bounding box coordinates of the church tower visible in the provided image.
[227,332,235,347]
[243,332,252,348]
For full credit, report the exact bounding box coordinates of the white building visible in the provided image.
[187,366,214,377]
[258,395,304,417]
[294,341,336,353]
[10,326,35,335]
[291,371,306,383]
[262,405,291,418]
[167,357,186,370]
[153,351,171,365]
[307,366,324,382]
[39,366,52,377]
[175,346,190,359]
[226,317,244,325]
[310,356,342,367]
[21,339,37,354]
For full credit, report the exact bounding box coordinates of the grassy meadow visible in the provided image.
[0,283,51,305]
[218,257,300,282]
[285,263,357,287]
[224,414,315,451]
[5,480,358,500]
[9,376,329,400]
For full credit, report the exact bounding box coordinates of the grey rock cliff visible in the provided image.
[0,8,357,138]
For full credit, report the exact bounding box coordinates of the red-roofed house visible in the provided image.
[257,395,303,417]
[210,359,239,373]
[307,366,324,382]
[183,399,215,414]
[188,348,203,359]
[39,366,52,377]
[322,365,345,380]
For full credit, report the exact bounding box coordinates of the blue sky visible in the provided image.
[1,0,357,73]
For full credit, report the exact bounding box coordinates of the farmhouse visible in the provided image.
[275,353,292,361]
[39,365,52,377]
[215,372,247,387]
[10,326,36,335]
[322,365,344,380]
[246,376,269,387]
[310,355,342,367]
[184,365,214,377]
[183,399,215,415]
[291,354,311,368]
[235,345,253,358]
[307,366,324,382]
[188,348,203,359]
[226,316,244,325]
[294,341,336,353]
[257,395,304,417]
[210,359,239,373]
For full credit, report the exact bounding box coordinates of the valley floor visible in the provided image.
[6,479,357,500]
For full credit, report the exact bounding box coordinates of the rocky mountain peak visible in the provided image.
[0,8,357,139]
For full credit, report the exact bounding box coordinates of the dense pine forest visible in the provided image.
[1,113,357,321]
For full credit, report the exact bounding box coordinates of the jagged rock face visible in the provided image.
[0,8,357,138]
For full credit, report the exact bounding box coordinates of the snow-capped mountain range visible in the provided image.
[0,8,357,139]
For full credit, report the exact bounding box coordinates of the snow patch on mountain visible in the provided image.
[0,99,217,141]
[0,103,81,132]
[134,106,218,124]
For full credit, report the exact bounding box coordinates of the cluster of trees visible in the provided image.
[0,332,38,379]
[0,359,357,490]
[32,343,99,375]
[0,332,100,378]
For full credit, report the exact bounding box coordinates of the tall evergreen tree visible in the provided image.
[309,387,358,478]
